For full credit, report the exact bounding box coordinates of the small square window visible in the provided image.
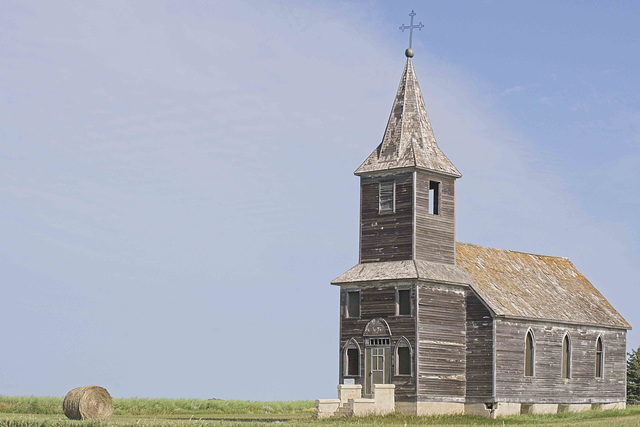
[397,289,411,316]
[346,290,360,318]
[379,181,395,214]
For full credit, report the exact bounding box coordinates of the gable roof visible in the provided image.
[354,58,461,177]
[456,243,631,329]
[332,243,630,330]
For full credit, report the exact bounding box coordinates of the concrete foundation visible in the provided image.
[416,401,465,416]
[464,403,492,417]
[350,398,376,416]
[315,399,340,418]
[337,384,362,405]
[372,384,395,414]
[395,401,417,415]
[558,403,592,413]
[492,402,521,417]
[520,403,558,414]
[317,383,395,417]
[318,384,628,418]
[599,402,626,410]
[350,384,396,416]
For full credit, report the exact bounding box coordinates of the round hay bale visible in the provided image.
[63,385,113,420]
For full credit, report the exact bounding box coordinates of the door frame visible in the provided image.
[364,340,391,396]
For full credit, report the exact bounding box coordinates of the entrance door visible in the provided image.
[364,346,390,396]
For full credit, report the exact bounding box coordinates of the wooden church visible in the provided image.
[326,45,630,417]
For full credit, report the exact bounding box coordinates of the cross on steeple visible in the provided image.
[399,10,424,53]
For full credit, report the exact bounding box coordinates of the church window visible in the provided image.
[562,334,571,379]
[396,288,411,316]
[394,337,412,376]
[379,181,395,214]
[596,336,604,378]
[346,290,360,318]
[346,348,359,376]
[429,181,440,215]
[344,339,361,377]
[524,329,535,377]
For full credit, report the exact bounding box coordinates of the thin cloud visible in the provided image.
[500,85,523,96]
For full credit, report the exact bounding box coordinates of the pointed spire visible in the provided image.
[355,58,461,177]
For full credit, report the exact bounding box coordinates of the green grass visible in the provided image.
[0,397,315,416]
[1,397,640,427]
[0,397,63,415]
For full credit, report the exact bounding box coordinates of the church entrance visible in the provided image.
[364,343,390,396]
[362,318,392,397]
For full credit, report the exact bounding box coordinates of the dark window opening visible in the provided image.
[379,181,395,213]
[596,337,603,378]
[562,334,571,379]
[347,348,359,376]
[346,290,360,318]
[429,181,440,215]
[397,347,411,375]
[525,330,534,377]
[398,289,411,316]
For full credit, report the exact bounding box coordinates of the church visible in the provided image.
[317,42,630,418]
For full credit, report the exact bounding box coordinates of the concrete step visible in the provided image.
[334,402,352,417]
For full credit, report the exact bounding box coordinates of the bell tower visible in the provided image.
[355,48,461,265]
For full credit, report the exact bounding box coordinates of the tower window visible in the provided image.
[596,337,603,378]
[429,181,440,215]
[397,288,411,316]
[524,330,534,377]
[379,181,395,214]
[346,290,360,318]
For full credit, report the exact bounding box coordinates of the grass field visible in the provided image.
[2,396,640,427]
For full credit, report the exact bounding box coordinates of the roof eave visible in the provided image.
[331,277,472,287]
[354,165,462,178]
[494,314,632,331]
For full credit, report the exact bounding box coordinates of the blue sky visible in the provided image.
[1,1,639,400]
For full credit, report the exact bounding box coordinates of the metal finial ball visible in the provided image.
[405,48,414,58]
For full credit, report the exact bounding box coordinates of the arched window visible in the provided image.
[595,336,604,378]
[562,334,571,379]
[394,337,412,376]
[524,329,535,377]
[344,339,361,377]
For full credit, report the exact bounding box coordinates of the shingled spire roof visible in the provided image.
[355,57,461,177]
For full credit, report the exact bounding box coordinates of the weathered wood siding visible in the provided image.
[417,285,466,400]
[414,171,456,265]
[339,283,417,399]
[465,292,494,400]
[494,319,627,403]
[360,173,413,263]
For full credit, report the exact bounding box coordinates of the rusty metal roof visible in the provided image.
[456,243,631,329]
[354,59,461,177]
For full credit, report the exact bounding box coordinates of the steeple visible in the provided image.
[355,44,460,265]
[355,54,461,178]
